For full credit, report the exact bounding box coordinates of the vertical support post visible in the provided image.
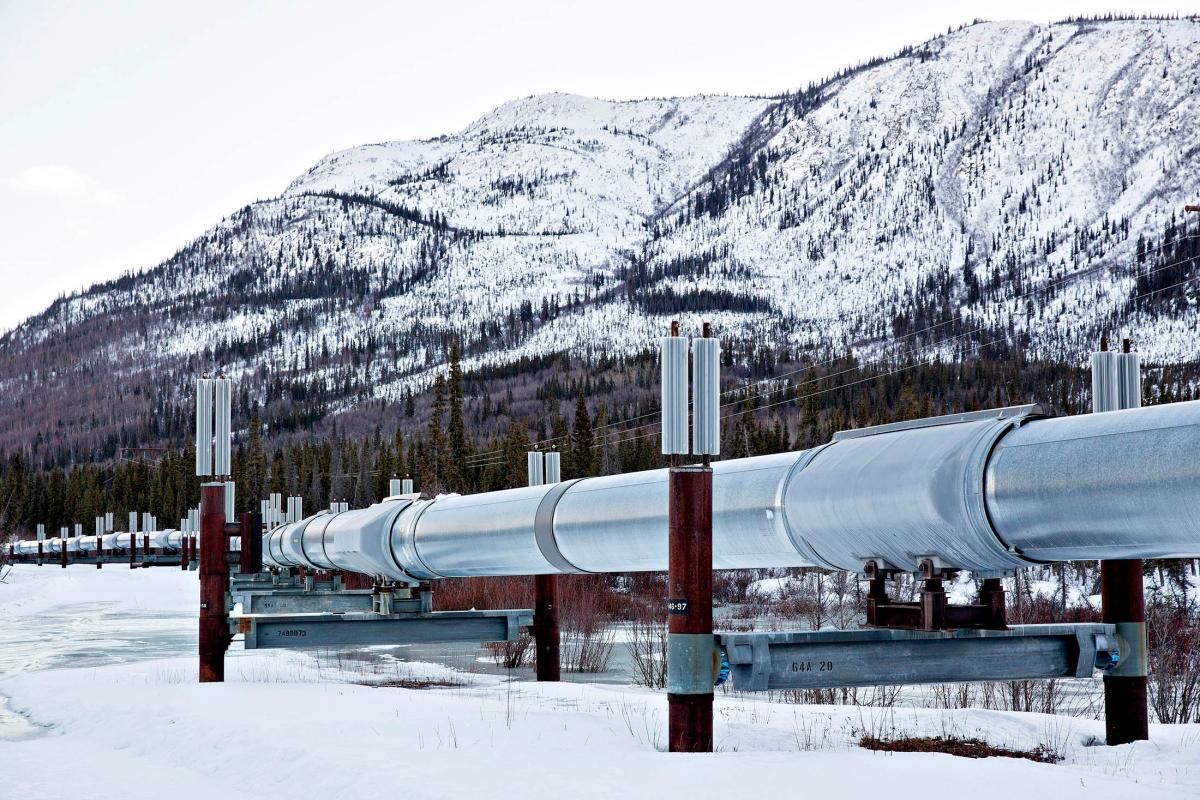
[864,565,888,626]
[239,512,262,574]
[978,577,1007,629]
[143,533,151,567]
[665,320,718,753]
[528,450,560,682]
[199,482,229,683]
[60,532,68,568]
[181,531,190,570]
[1103,559,1148,744]
[36,524,43,566]
[667,465,714,753]
[533,574,560,682]
[130,531,138,567]
[1100,337,1148,744]
[919,577,947,630]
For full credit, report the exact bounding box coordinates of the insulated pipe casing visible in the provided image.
[236,401,1200,578]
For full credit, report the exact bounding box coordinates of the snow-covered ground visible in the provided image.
[1,565,1198,799]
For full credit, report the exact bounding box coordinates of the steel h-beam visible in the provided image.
[199,482,230,682]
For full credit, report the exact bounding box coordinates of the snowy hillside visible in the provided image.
[0,18,1197,458]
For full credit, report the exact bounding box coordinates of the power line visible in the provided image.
[464,229,1197,464]
[598,250,1200,451]
[463,227,1195,462]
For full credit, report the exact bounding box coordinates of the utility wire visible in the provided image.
[595,252,1200,451]
[463,231,1198,465]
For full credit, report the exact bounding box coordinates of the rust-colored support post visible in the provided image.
[1098,337,1148,745]
[130,532,138,568]
[864,562,888,626]
[1103,559,1148,744]
[37,541,43,566]
[667,465,714,753]
[239,512,262,574]
[181,534,189,570]
[341,571,374,590]
[96,535,103,569]
[60,539,68,569]
[978,577,1007,629]
[199,483,230,683]
[919,577,947,630]
[534,574,561,681]
[143,533,151,567]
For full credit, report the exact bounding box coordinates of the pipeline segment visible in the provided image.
[12,530,190,557]
[250,401,1200,581]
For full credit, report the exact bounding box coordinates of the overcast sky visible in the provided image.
[0,0,1188,333]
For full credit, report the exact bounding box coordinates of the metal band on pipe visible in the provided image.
[666,633,719,695]
[533,479,586,574]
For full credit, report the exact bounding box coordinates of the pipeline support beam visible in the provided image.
[199,483,229,683]
[667,465,714,753]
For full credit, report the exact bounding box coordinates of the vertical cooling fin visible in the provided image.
[1091,352,1119,413]
[195,378,213,476]
[661,336,689,455]
[545,451,562,483]
[692,337,721,455]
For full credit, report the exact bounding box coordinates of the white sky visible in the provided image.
[0,0,1189,333]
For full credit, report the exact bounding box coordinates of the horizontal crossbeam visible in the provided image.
[235,609,533,650]
[717,624,1121,691]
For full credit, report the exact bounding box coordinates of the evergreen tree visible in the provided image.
[569,390,594,478]
[445,341,468,493]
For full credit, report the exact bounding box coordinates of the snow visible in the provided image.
[4,20,1199,432]
[2,566,1199,799]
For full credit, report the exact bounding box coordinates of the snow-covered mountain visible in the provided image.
[1,18,1198,461]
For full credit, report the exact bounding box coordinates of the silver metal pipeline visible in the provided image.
[9,530,187,556]
[255,401,1200,581]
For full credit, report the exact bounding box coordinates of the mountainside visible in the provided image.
[2,17,1198,465]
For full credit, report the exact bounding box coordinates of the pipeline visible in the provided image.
[255,401,1200,581]
[12,530,192,558]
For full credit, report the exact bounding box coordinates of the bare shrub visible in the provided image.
[628,603,668,689]
[713,569,758,605]
[562,574,616,673]
[1147,599,1200,723]
[979,679,1060,714]
[486,634,533,669]
[931,682,977,709]
[435,575,533,611]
